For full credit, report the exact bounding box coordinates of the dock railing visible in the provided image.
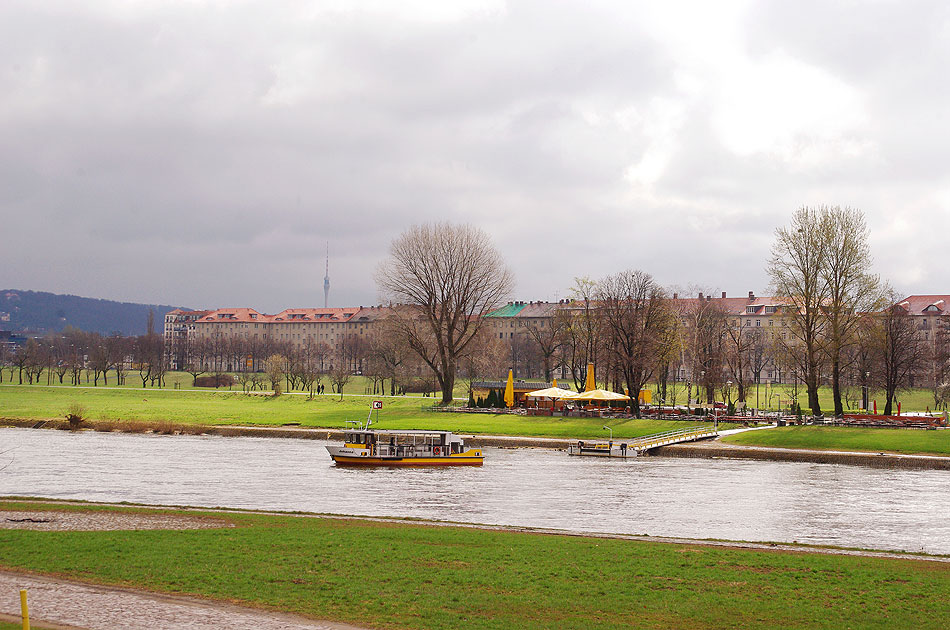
[626,426,718,451]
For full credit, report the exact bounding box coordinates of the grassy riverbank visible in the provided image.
[0,385,705,439]
[722,426,950,456]
[0,501,948,630]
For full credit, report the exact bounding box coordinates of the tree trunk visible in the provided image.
[806,357,822,416]
[831,357,843,417]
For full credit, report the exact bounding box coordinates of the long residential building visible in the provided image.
[164,292,946,387]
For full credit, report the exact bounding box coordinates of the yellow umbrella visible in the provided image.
[584,363,595,392]
[504,369,514,408]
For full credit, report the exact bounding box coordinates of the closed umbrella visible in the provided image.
[584,363,595,392]
[504,369,514,408]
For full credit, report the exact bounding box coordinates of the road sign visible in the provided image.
[372,401,383,409]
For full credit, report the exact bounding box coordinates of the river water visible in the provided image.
[1,428,948,554]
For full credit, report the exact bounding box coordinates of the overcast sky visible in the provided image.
[2,0,949,312]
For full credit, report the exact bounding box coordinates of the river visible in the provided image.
[1,428,948,554]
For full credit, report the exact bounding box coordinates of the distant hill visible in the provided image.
[0,289,189,336]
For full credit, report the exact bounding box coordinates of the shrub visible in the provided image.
[65,403,86,428]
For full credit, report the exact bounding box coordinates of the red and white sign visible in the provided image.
[372,401,383,409]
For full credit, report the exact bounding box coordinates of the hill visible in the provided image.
[0,289,188,336]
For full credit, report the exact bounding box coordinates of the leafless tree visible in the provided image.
[183,337,213,386]
[820,207,884,416]
[876,295,928,415]
[299,337,328,399]
[265,353,286,395]
[560,278,604,391]
[134,333,164,388]
[329,350,351,400]
[597,270,675,417]
[929,316,950,410]
[524,312,565,381]
[682,294,729,405]
[377,223,513,404]
[369,317,411,396]
[769,207,830,415]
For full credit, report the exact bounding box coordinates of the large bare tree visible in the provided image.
[597,270,675,417]
[769,207,829,416]
[683,293,729,405]
[877,295,927,415]
[377,223,513,404]
[820,207,884,416]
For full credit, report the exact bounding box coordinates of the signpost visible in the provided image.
[372,400,382,424]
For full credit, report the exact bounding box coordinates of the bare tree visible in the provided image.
[329,350,351,400]
[369,317,411,396]
[560,278,604,392]
[683,294,729,405]
[377,223,513,404]
[265,353,286,395]
[769,207,829,416]
[877,295,928,415]
[930,316,950,410]
[134,333,164,388]
[300,337,327,399]
[183,337,212,386]
[524,311,565,381]
[820,207,884,416]
[597,270,675,417]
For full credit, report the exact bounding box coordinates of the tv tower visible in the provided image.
[323,243,330,308]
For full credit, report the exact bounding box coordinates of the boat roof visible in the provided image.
[344,429,459,436]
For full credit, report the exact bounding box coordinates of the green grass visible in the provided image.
[5,368,947,412]
[0,502,948,630]
[722,426,950,456]
[0,385,705,440]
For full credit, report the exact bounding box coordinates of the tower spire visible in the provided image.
[323,242,330,308]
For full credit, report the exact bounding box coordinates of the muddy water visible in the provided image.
[1,428,948,554]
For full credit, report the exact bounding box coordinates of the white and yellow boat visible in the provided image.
[327,427,484,467]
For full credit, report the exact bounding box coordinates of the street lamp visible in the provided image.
[862,371,870,412]
[602,425,613,440]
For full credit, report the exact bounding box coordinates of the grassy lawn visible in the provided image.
[0,385,706,440]
[0,502,947,630]
[722,426,950,456]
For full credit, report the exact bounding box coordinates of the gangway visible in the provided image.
[567,426,718,458]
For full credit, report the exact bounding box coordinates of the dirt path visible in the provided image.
[0,571,370,630]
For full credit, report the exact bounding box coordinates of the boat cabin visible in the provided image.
[343,430,467,457]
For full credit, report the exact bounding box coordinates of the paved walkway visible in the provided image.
[0,571,369,630]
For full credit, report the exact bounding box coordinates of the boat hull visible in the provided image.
[329,455,484,467]
[326,445,483,467]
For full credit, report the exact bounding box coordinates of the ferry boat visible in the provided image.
[326,422,484,467]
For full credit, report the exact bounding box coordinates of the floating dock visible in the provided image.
[567,427,719,458]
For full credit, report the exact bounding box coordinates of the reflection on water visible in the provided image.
[1,428,948,554]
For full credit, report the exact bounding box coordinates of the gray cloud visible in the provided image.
[1,1,949,312]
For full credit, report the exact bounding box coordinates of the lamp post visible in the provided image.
[862,371,870,412]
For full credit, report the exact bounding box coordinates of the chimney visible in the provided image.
[707,295,711,301]
[673,292,678,300]
[748,291,755,301]
[698,292,704,300]
[721,291,726,299]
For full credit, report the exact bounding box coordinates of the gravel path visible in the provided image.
[0,510,231,532]
[0,571,370,630]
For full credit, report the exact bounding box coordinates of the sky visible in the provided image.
[2,0,949,312]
